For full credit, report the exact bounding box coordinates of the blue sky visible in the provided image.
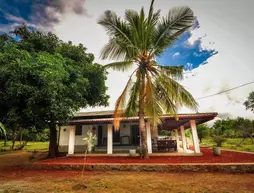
[156,19,218,71]
[0,0,217,72]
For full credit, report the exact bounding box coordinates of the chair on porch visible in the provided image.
[157,140,177,152]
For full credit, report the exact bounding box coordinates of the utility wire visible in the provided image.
[195,80,254,100]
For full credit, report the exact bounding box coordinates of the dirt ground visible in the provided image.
[38,148,254,165]
[0,151,253,192]
[0,151,47,169]
[0,169,253,193]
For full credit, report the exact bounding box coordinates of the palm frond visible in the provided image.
[144,71,163,129]
[158,65,184,80]
[98,10,134,46]
[103,61,134,72]
[100,38,134,60]
[153,6,194,55]
[125,9,140,48]
[125,76,140,117]
[113,69,137,130]
[154,75,178,118]
[156,73,198,112]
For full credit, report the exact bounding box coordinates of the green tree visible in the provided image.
[98,0,198,158]
[233,117,254,145]
[244,91,254,113]
[197,124,210,143]
[211,119,232,147]
[0,42,40,149]
[0,25,109,157]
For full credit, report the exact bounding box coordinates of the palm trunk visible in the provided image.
[139,71,149,159]
[49,117,57,158]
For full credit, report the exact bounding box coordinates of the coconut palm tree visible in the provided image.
[98,0,198,158]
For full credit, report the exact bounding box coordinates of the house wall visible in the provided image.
[58,122,159,152]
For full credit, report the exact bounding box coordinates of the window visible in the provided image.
[75,125,82,135]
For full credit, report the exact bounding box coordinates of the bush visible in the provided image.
[159,130,171,136]
[213,136,226,147]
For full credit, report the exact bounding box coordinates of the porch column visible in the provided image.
[68,126,75,154]
[190,120,200,153]
[107,124,113,154]
[174,129,180,151]
[146,122,152,154]
[180,125,187,151]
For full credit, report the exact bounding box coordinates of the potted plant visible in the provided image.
[129,149,136,157]
[212,135,226,156]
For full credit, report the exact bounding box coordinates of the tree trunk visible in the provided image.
[237,137,246,146]
[10,123,18,150]
[49,119,57,158]
[19,129,23,145]
[139,71,149,159]
[4,135,7,147]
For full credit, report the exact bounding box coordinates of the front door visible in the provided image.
[113,127,120,143]
[131,125,140,145]
[97,125,103,146]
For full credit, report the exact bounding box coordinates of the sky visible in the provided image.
[0,0,254,120]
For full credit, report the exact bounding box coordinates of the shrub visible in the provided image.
[213,136,226,147]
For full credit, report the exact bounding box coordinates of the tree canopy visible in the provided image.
[0,25,109,156]
[244,91,254,113]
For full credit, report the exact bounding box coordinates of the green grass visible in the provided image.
[201,138,254,152]
[0,141,49,154]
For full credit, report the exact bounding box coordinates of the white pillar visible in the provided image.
[107,124,113,154]
[146,122,152,154]
[68,126,75,154]
[180,125,187,152]
[190,120,200,153]
[174,129,180,152]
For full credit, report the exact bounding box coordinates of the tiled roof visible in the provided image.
[69,112,218,124]
[74,110,115,117]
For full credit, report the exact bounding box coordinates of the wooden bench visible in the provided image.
[157,140,177,152]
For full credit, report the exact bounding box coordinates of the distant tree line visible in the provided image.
[197,117,254,147]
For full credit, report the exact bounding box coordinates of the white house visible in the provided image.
[58,110,217,155]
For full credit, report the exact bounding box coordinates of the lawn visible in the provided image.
[201,138,254,152]
[0,141,49,155]
[0,169,253,193]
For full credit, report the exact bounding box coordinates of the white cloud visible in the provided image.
[172,52,180,57]
[186,63,193,71]
[51,0,254,119]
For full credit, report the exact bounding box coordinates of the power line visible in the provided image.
[196,80,254,100]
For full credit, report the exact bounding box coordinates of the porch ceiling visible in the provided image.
[161,117,214,131]
[67,112,217,130]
